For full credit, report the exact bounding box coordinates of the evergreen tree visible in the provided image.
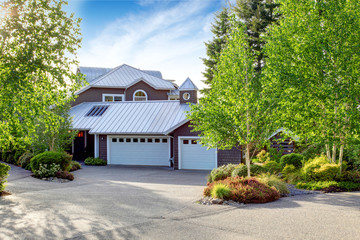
[234,0,280,72]
[201,7,231,89]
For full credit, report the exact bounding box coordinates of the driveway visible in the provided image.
[1,163,360,240]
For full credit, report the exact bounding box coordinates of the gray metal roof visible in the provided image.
[79,67,112,83]
[90,64,174,90]
[142,70,163,79]
[179,77,198,90]
[70,101,190,135]
[167,89,179,96]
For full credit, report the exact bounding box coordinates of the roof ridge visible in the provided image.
[89,64,127,85]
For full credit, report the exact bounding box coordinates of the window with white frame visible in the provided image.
[133,90,147,101]
[102,94,124,102]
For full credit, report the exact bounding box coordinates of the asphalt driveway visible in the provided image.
[1,163,360,240]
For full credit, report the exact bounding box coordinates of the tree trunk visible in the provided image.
[325,144,331,161]
[332,144,337,163]
[246,143,251,177]
[339,145,344,174]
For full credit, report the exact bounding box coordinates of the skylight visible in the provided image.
[86,105,109,117]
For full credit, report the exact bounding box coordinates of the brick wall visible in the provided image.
[126,81,169,101]
[172,121,242,169]
[99,135,107,160]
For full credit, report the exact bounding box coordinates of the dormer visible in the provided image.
[179,78,198,104]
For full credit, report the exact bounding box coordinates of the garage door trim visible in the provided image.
[178,136,217,170]
[107,135,171,166]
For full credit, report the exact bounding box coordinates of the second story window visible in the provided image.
[103,94,124,102]
[133,90,147,101]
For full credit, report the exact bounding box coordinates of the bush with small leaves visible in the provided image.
[69,161,82,172]
[207,164,239,183]
[302,155,340,181]
[84,157,107,166]
[263,161,283,174]
[0,163,11,192]
[30,151,72,172]
[33,163,60,178]
[280,153,304,168]
[256,150,270,163]
[231,164,265,178]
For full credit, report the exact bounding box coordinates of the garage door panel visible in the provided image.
[180,138,216,170]
[110,137,169,166]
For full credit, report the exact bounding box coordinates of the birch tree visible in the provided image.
[0,0,83,151]
[264,0,360,172]
[190,20,277,177]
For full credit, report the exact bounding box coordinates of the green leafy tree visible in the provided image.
[234,0,280,72]
[0,0,83,152]
[264,0,360,173]
[190,19,277,177]
[201,7,231,89]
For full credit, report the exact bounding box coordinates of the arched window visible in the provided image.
[133,90,147,101]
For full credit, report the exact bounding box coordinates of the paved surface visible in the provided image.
[1,162,360,240]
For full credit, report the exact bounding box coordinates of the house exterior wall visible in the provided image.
[72,88,125,106]
[99,135,107,160]
[172,121,241,169]
[125,81,169,101]
[179,90,197,104]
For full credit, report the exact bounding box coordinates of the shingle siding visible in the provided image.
[72,88,125,106]
[99,135,107,160]
[126,81,169,101]
[179,90,197,104]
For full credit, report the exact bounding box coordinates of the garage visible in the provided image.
[179,137,217,170]
[109,136,170,166]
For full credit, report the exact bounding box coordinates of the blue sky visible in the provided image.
[65,0,234,89]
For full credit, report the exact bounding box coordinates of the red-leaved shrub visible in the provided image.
[55,171,74,181]
[204,176,280,203]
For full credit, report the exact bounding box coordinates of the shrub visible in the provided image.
[280,153,304,168]
[30,151,72,172]
[282,164,296,175]
[19,151,33,169]
[14,150,25,166]
[0,163,11,192]
[55,171,74,181]
[337,181,360,191]
[256,150,270,163]
[302,155,340,181]
[263,161,283,174]
[204,176,280,203]
[211,183,232,199]
[231,164,265,178]
[69,161,81,172]
[268,147,283,162]
[258,173,289,196]
[207,164,238,183]
[296,181,338,190]
[84,157,107,166]
[33,163,61,178]
[336,170,360,183]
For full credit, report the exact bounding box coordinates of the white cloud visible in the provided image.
[79,0,220,89]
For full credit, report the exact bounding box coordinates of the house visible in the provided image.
[70,64,242,170]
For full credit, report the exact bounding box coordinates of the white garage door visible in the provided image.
[109,136,170,166]
[180,138,217,170]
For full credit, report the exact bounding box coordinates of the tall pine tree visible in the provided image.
[234,0,280,72]
[201,7,231,90]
